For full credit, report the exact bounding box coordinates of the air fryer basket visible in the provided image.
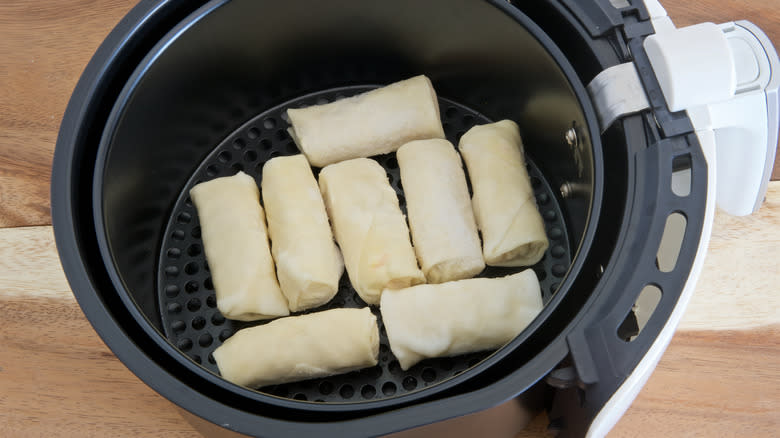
[53,0,625,435]
[155,86,574,402]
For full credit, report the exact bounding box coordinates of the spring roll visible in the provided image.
[319,158,425,305]
[190,171,289,321]
[459,120,549,267]
[397,139,485,283]
[261,155,344,311]
[380,270,543,370]
[287,75,445,167]
[214,307,379,387]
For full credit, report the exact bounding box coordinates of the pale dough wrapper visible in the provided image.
[261,155,344,311]
[190,171,289,321]
[319,158,425,305]
[459,120,549,267]
[214,307,379,388]
[380,270,543,370]
[397,139,485,283]
[286,75,445,167]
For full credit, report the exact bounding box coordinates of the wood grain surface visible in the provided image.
[1,1,779,437]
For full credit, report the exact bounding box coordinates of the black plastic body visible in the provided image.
[519,1,709,436]
[50,0,707,437]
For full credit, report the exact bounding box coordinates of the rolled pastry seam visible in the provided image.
[261,155,344,311]
[459,120,549,267]
[397,139,485,283]
[287,75,445,167]
[380,270,543,370]
[319,158,425,305]
[190,171,289,321]
[214,307,379,388]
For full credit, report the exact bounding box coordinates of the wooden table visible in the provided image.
[1,1,778,437]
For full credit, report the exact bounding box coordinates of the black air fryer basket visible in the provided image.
[52,0,711,436]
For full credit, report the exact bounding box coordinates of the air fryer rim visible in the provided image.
[52,0,604,432]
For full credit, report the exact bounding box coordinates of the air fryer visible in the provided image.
[51,0,779,437]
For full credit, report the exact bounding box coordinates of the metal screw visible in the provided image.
[565,127,578,148]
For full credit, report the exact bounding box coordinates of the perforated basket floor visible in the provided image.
[157,85,571,403]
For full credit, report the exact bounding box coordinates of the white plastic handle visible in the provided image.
[644,18,779,216]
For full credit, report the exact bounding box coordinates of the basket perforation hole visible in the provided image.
[208,353,216,364]
[191,226,201,238]
[176,338,193,351]
[339,384,354,399]
[421,368,436,382]
[211,311,225,325]
[244,150,258,162]
[204,277,213,290]
[187,244,202,257]
[247,127,260,139]
[191,316,206,330]
[293,393,307,401]
[318,381,334,395]
[231,163,244,173]
[177,212,192,224]
[263,118,277,129]
[185,281,199,294]
[402,376,417,391]
[172,230,185,241]
[187,298,202,312]
[164,266,179,277]
[164,285,179,298]
[381,382,397,396]
[217,151,232,163]
[232,138,246,150]
[184,262,199,275]
[167,303,182,314]
[206,295,217,308]
[219,329,231,342]
[206,165,219,177]
[171,320,185,333]
[261,138,272,150]
[198,333,213,347]
[361,385,376,399]
[166,248,181,259]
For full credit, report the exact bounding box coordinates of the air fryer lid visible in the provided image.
[54,0,605,435]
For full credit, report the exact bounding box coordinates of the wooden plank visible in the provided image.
[0,182,778,437]
[0,1,134,227]
[0,0,778,228]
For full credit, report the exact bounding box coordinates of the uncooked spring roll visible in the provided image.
[459,120,549,267]
[397,139,485,283]
[380,270,543,370]
[214,307,379,387]
[190,171,289,321]
[319,158,425,305]
[261,155,344,311]
[287,75,445,167]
